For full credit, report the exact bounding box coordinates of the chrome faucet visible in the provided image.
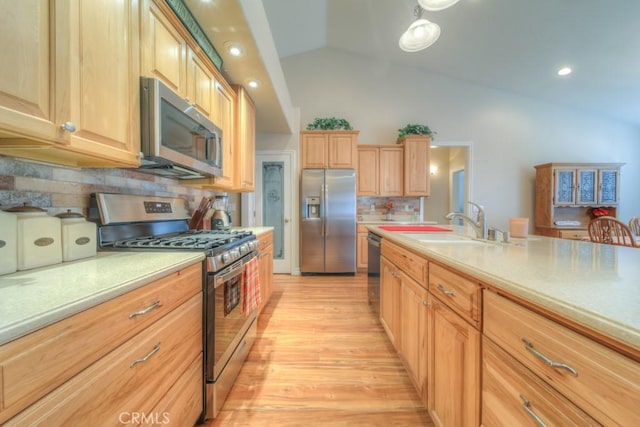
[445,201,488,240]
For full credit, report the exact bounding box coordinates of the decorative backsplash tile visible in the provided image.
[357,196,421,221]
[0,155,220,216]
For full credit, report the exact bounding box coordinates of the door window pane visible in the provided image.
[262,162,284,259]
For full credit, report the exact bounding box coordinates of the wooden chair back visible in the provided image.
[588,216,637,247]
[629,217,640,236]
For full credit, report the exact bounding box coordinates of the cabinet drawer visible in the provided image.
[257,231,273,250]
[484,291,640,426]
[5,293,203,426]
[145,352,203,426]
[483,337,600,427]
[0,263,202,423]
[428,263,480,327]
[381,239,427,285]
[558,229,588,240]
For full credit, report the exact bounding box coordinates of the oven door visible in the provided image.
[205,252,257,382]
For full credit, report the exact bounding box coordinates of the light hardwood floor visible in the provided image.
[203,273,433,426]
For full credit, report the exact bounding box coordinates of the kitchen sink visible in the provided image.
[401,232,492,245]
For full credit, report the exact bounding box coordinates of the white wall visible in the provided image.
[279,47,640,230]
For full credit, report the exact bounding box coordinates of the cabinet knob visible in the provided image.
[422,301,429,306]
[60,121,77,133]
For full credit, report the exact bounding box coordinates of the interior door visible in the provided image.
[250,150,294,274]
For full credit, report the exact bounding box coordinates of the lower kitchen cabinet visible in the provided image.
[482,337,599,427]
[428,296,481,427]
[0,263,203,425]
[257,230,274,313]
[380,256,401,348]
[399,272,429,404]
[356,224,369,270]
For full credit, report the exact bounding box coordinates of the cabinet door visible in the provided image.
[400,273,429,402]
[598,168,620,205]
[328,134,356,168]
[187,50,214,119]
[234,86,255,191]
[301,133,328,168]
[380,257,400,349]
[429,297,480,427]
[212,81,236,189]
[59,0,140,166]
[379,147,403,196]
[554,168,576,205]
[356,232,369,269]
[0,1,59,143]
[141,0,188,97]
[357,147,379,195]
[403,137,431,196]
[576,168,597,205]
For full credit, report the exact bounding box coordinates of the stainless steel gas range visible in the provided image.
[92,193,259,420]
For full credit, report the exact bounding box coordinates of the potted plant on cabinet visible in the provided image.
[396,123,435,142]
[306,117,353,130]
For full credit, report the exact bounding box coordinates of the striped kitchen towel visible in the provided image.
[241,256,261,316]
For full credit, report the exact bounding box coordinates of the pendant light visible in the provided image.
[417,0,460,11]
[399,6,441,52]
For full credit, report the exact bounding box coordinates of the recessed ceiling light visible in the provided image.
[248,80,260,88]
[557,67,572,76]
[225,43,243,57]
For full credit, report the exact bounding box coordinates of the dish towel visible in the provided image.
[241,256,261,317]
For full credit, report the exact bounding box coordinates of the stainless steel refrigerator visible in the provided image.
[300,169,356,274]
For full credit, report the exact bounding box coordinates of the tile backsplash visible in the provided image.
[0,155,220,217]
[357,197,421,221]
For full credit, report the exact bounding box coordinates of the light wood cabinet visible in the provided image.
[186,49,215,119]
[208,81,237,189]
[356,224,369,269]
[356,145,403,196]
[0,0,141,168]
[399,272,429,404]
[257,231,274,314]
[380,256,401,348]
[399,135,431,196]
[484,290,640,426]
[428,295,481,427]
[0,263,203,425]
[534,162,624,239]
[428,263,481,329]
[301,131,358,169]
[141,0,188,97]
[482,337,599,427]
[233,85,256,192]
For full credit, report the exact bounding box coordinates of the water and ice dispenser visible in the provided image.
[303,197,320,219]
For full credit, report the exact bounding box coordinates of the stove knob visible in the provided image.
[239,244,247,255]
[221,253,230,263]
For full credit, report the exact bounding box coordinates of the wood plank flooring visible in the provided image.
[203,273,433,426]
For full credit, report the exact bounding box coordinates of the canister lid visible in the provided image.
[5,203,47,213]
[55,209,85,219]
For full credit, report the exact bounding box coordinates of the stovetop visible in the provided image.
[112,230,254,251]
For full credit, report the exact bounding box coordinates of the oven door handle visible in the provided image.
[215,262,243,288]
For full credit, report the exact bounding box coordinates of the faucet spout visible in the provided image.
[445,201,488,239]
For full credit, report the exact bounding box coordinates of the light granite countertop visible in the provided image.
[368,225,640,353]
[236,226,275,236]
[0,251,204,346]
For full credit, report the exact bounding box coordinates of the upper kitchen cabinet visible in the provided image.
[398,135,431,196]
[140,0,188,98]
[0,0,141,167]
[534,162,624,239]
[232,85,256,192]
[208,81,237,189]
[357,145,403,196]
[301,130,359,169]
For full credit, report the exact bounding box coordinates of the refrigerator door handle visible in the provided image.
[323,183,327,237]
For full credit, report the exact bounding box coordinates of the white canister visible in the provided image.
[0,210,18,275]
[56,210,97,261]
[6,204,63,270]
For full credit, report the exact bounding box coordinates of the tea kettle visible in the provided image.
[211,209,231,229]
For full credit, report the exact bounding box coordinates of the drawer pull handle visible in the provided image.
[522,338,578,377]
[437,284,456,297]
[520,395,547,427]
[129,300,161,319]
[130,343,160,368]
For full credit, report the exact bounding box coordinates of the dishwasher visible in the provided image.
[367,231,382,316]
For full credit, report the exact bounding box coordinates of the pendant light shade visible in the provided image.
[399,18,441,52]
[417,0,461,11]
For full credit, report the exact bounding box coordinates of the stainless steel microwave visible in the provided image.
[139,77,223,179]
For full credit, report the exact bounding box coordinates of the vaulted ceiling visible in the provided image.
[189,0,640,133]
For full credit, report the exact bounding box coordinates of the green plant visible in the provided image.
[397,123,436,141]
[306,117,353,130]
